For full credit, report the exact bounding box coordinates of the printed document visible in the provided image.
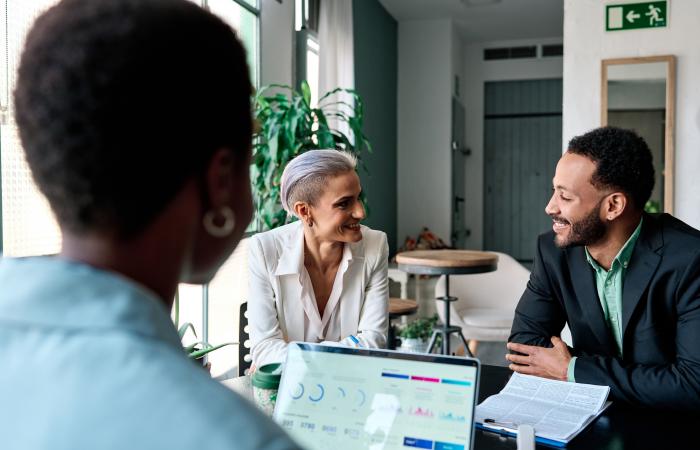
[475,373,610,443]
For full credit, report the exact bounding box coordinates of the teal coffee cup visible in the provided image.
[251,363,282,416]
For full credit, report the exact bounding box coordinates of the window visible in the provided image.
[305,35,320,107]
[0,0,260,378]
[295,0,320,105]
[1,0,63,257]
[178,0,261,378]
[207,0,259,86]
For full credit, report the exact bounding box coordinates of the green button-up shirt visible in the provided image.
[567,218,643,382]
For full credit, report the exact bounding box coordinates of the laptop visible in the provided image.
[273,342,480,450]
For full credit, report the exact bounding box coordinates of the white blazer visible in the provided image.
[248,221,389,366]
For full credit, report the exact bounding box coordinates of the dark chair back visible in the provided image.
[238,301,252,376]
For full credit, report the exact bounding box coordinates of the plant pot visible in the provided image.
[191,356,211,372]
[398,337,429,354]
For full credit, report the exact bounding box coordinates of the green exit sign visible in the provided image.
[606,1,667,31]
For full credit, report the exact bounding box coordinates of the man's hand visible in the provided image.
[505,337,572,381]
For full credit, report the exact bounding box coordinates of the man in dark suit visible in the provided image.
[507,127,700,410]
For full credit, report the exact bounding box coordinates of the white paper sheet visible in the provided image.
[475,373,610,442]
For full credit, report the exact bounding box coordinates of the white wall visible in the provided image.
[397,20,453,245]
[563,0,700,227]
[397,20,454,248]
[462,37,563,249]
[261,0,294,86]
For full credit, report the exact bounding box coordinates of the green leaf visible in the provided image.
[398,315,439,340]
[184,341,207,353]
[251,83,373,231]
[173,288,180,328]
[317,86,346,103]
[364,138,373,155]
[188,342,237,360]
[258,83,294,95]
[269,135,279,160]
[301,80,311,106]
[178,322,197,339]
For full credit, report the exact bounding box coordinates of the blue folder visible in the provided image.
[475,422,567,448]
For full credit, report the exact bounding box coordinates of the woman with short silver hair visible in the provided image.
[248,149,389,367]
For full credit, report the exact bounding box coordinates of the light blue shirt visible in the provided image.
[0,257,301,450]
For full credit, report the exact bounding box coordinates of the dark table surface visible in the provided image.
[477,365,699,449]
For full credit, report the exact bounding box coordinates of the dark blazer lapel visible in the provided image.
[621,216,662,338]
[567,246,616,348]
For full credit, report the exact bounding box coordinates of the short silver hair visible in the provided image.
[280,149,357,215]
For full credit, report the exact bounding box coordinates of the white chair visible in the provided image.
[387,264,409,299]
[434,251,529,347]
[435,252,573,352]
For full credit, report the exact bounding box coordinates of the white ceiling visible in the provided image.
[378,0,563,43]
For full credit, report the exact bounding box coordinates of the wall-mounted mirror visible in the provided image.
[601,55,676,214]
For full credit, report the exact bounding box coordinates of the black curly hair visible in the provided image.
[14,0,253,237]
[567,127,655,211]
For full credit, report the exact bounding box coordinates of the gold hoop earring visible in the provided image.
[203,206,235,238]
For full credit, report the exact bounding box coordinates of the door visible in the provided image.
[451,97,468,249]
[483,79,562,265]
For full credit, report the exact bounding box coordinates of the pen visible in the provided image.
[484,418,518,428]
[349,335,363,347]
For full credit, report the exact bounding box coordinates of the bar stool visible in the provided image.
[387,297,419,349]
[396,250,498,356]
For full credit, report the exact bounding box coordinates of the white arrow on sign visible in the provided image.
[626,10,641,23]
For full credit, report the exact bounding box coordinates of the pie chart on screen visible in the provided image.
[309,384,324,402]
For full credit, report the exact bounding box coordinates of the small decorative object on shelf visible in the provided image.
[395,227,452,260]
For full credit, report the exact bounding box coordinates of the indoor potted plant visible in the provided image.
[398,315,439,353]
[252,81,372,231]
[173,289,234,367]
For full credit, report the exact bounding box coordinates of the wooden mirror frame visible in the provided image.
[601,55,676,214]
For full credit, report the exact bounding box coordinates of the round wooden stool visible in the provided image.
[389,297,419,318]
[395,250,498,356]
[387,297,418,350]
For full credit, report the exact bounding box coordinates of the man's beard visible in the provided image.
[552,201,607,249]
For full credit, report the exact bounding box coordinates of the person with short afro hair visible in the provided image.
[567,126,655,211]
[0,0,302,448]
[15,0,254,238]
[508,126,700,410]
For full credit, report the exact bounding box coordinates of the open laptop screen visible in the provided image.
[274,343,480,450]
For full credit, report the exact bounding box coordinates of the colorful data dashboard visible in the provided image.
[274,344,478,450]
